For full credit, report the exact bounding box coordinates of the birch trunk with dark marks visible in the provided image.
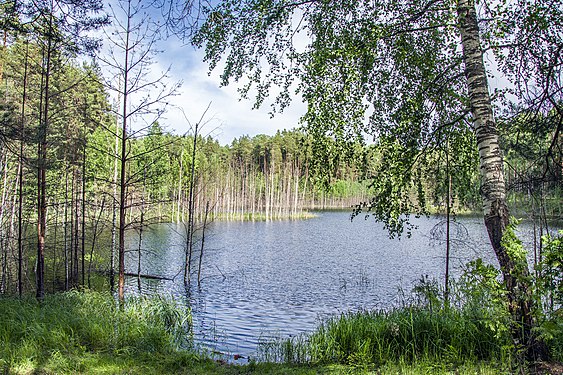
[457,0,547,360]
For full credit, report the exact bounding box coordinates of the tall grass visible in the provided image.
[261,306,512,367]
[260,276,518,370]
[0,290,192,373]
[313,307,511,364]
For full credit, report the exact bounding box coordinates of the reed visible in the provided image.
[259,276,520,371]
[306,306,510,365]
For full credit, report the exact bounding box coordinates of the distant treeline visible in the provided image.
[87,125,373,223]
[0,34,560,295]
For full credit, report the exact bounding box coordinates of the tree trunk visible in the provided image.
[52,198,58,292]
[17,40,29,297]
[457,0,546,360]
[177,150,183,223]
[197,201,210,288]
[0,154,9,294]
[63,162,69,290]
[81,142,86,287]
[110,142,117,292]
[185,128,198,287]
[117,0,134,303]
[73,168,79,287]
[137,168,146,291]
[37,25,54,301]
[88,198,105,289]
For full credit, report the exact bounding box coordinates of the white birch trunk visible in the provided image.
[457,0,544,359]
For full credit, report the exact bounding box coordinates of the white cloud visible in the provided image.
[158,39,306,145]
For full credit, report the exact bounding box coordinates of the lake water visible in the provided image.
[123,211,556,360]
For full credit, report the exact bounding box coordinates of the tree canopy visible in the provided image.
[187,0,562,359]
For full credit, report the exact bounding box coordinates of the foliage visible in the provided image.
[501,219,529,266]
[537,231,563,308]
[191,0,484,236]
[534,231,563,361]
[499,110,562,218]
[460,259,512,342]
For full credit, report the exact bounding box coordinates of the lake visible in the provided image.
[123,211,555,360]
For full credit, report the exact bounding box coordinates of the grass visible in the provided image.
[259,307,513,370]
[0,290,191,374]
[0,351,515,375]
[259,275,563,374]
[0,289,559,374]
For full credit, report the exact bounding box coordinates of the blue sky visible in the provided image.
[147,36,306,145]
[98,0,306,145]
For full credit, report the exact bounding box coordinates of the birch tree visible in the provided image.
[185,0,561,359]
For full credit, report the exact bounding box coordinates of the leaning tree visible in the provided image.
[178,0,561,359]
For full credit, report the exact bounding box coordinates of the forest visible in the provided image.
[0,0,382,299]
[0,37,558,297]
[0,0,562,374]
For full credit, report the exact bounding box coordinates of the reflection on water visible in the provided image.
[123,211,557,359]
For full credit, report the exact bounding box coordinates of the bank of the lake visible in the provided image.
[2,290,562,374]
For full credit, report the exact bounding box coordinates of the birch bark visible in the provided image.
[457,0,545,359]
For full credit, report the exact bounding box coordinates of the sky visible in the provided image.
[158,40,306,145]
[96,0,307,146]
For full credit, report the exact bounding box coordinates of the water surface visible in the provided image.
[124,211,552,359]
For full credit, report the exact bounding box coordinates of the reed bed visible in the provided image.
[261,307,512,365]
[258,275,521,371]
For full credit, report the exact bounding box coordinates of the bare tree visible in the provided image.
[97,0,179,302]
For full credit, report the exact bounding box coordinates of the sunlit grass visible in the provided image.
[0,288,557,374]
[0,290,191,374]
[260,307,513,369]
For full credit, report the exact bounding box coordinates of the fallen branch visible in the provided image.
[123,272,172,281]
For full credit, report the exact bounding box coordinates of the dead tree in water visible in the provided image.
[98,0,178,302]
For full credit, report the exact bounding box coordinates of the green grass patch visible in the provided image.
[257,274,540,373]
[260,307,513,369]
[0,290,191,374]
[0,351,514,375]
[0,287,558,374]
